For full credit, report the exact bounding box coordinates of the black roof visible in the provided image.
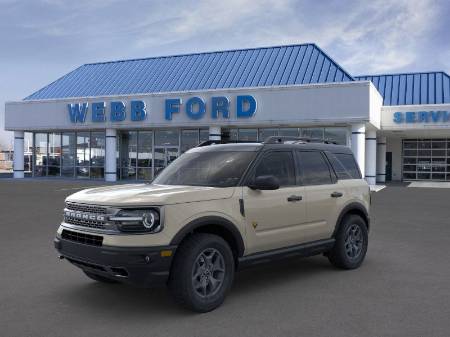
[189,141,352,155]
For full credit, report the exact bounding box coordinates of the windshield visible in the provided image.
[153,151,256,187]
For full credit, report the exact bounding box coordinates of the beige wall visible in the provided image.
[386,137,402,181]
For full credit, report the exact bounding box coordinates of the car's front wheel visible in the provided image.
[328,214,368,269]
[168,233,235,312]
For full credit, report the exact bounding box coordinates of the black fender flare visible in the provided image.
[170,216,245,257]
[333,202,370,237]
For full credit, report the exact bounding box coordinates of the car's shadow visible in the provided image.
[56,255,336,316]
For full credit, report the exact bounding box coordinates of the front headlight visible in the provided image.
[110,208,162,233]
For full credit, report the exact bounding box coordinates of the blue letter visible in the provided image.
[236,95,257,118]
[165,98,181,120]
[185,97,206,120]
[110,101,126,122]
[393,112,403,123]
[443,111,449,122]
[131,100,147,121]
[211,96,230,119]
[91,102,106,122]
[68,103,88,123]
[431,111,442,122]
[405,111,416,123]
[417,111,429,123]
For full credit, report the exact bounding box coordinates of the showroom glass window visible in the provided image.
[33,133,48,176]
[76,132,90,178]
[199,129,209,143]
[90,132,105,179]
[258,128,278,142]
[278,128,300,137]
[324,127,347,145]
[238,129,258,141]
[137,131,153,180]
[47,133,61,176]
[181,130,199,153]
[119,131,138,180]
[61,133,76,177]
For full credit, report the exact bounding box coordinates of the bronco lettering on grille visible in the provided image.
[64,210,106,222]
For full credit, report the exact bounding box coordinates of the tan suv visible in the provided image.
[54,137,370,312]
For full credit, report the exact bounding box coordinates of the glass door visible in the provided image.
[154,146,179,177]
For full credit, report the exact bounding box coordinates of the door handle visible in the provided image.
[331,191,343,198]
[287,195,302,202]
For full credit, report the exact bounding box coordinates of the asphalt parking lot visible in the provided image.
[1,180,449,337]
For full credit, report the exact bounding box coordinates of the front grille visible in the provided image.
[61,229,103,246]
[64,202,108,230]
[64,217,107,230]
[66,202,107,214]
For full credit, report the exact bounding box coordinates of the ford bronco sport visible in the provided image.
[54,136,370,312]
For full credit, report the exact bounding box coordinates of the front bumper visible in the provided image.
[54,236,177,287]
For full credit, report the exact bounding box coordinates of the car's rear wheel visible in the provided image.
[83,271,118,283]
[328,214,368,269]
[168,233,235,312]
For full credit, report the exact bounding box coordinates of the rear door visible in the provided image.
[242,150,307,254]
[296,150,345,240]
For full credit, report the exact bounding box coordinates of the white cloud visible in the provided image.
[128,0,442,74]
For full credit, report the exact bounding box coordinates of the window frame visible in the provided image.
[243,149,298,188]
[295,150,337,186]
[327,152,362,180]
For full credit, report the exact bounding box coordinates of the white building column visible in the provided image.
[376,136,387,183]
[13,131,25,179]
[351,123,365,177]
[209,126,221,141]
[365,130,377,185]
[105,129,117,182]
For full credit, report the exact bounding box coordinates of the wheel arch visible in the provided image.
[333,202,370,237]
[170,216,245,260]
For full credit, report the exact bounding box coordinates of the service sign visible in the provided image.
[393,111,450,124]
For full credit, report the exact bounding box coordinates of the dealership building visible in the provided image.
[4,43,450,184]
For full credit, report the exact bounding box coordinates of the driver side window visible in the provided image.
[254,151,296,187]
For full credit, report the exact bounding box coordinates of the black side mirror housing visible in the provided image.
[248,175,280,190]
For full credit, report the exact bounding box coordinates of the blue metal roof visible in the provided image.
[355,72,450,106]
[24,43,354,100]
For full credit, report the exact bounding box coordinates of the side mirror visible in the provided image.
[248,175,280,190]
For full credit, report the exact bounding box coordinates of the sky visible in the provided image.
[1,0,449,148]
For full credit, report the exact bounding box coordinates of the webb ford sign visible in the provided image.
[68,95,257,123]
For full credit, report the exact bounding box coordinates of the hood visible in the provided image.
[65,184,236,206]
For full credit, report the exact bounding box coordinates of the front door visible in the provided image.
[243,150,307,254]
[154,146,179,176]
[386,152,392,181]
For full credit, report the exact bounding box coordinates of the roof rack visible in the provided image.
[196,140,260,147]
[263,136,338,145]
[196,137,338,148]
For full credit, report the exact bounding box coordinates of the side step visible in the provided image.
[238,238,335,269]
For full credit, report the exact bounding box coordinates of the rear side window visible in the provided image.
[328,153,361,179]
[297,151,332,185]
[254,151,296,186]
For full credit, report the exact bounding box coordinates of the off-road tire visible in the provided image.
[168,233,235,313]
[328,214,368,269]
